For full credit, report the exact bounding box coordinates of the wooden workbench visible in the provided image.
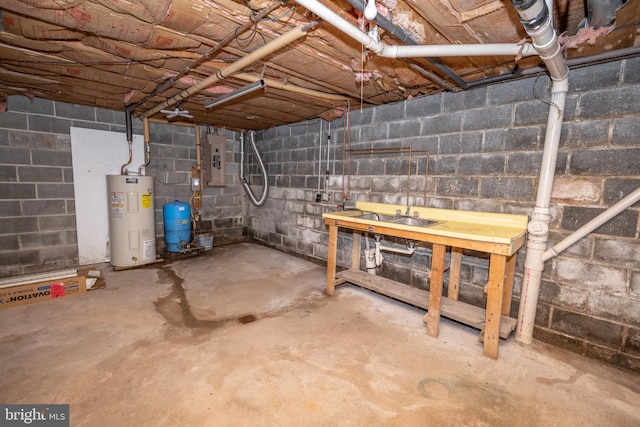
[323,202,527,359]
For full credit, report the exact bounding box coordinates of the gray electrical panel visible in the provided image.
[202,133,226,187]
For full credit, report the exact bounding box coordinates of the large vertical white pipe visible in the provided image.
[516,77,567,343]
[512,0,569,344]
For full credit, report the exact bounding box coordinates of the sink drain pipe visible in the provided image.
[364,234,416,275]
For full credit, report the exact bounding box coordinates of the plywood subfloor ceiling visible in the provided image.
[0,0,638,131]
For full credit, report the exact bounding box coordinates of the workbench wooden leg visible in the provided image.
[426,243,446,337]
[484,253,506,359]
[351,232,362,270]
[501,253,516,316]
[448,247,463,301]
[326,224,338,296]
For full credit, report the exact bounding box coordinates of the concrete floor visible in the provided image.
[1,242,639,426]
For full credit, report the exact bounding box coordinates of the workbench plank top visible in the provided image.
[323,202,527,249]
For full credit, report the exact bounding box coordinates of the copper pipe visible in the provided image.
[192,125,203,208]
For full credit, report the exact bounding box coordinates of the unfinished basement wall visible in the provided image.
[147,125,247,247]
[0,97,246,277]
[248,57,640,372]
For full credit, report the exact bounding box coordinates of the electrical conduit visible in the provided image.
[240,131,269,207]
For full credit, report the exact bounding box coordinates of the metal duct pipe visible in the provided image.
[512,0,569,344]
[294,0,538,58]
[141,23,316,119]
[240,131,269,207]
[584,0,627,28]
[544,187,640,261]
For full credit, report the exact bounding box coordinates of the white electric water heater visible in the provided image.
[106,175,156,268]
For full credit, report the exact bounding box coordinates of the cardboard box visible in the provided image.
[0,276,86,309]
[78,267,106,290]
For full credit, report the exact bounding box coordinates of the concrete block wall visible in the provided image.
[0,97,246,277]
[248,58,640,372]
[146,125,247,247]
[0,96,127,276]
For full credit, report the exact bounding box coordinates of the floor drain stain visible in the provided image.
[238,314,257,324]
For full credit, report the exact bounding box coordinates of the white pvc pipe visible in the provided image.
[379,244,416,256]
[520,8,568,80]
[388,44,538,58]
[515,0,569,344]
[535,78,568,208]
[544,187,640,261]
[294,0,538,58]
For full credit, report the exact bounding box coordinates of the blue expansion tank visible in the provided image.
[163,200,191,252]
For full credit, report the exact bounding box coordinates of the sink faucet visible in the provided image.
[340,195,349,211]
[405,204,411,216]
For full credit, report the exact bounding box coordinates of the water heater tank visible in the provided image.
[106,175,156,268]
[163,200,191,252]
